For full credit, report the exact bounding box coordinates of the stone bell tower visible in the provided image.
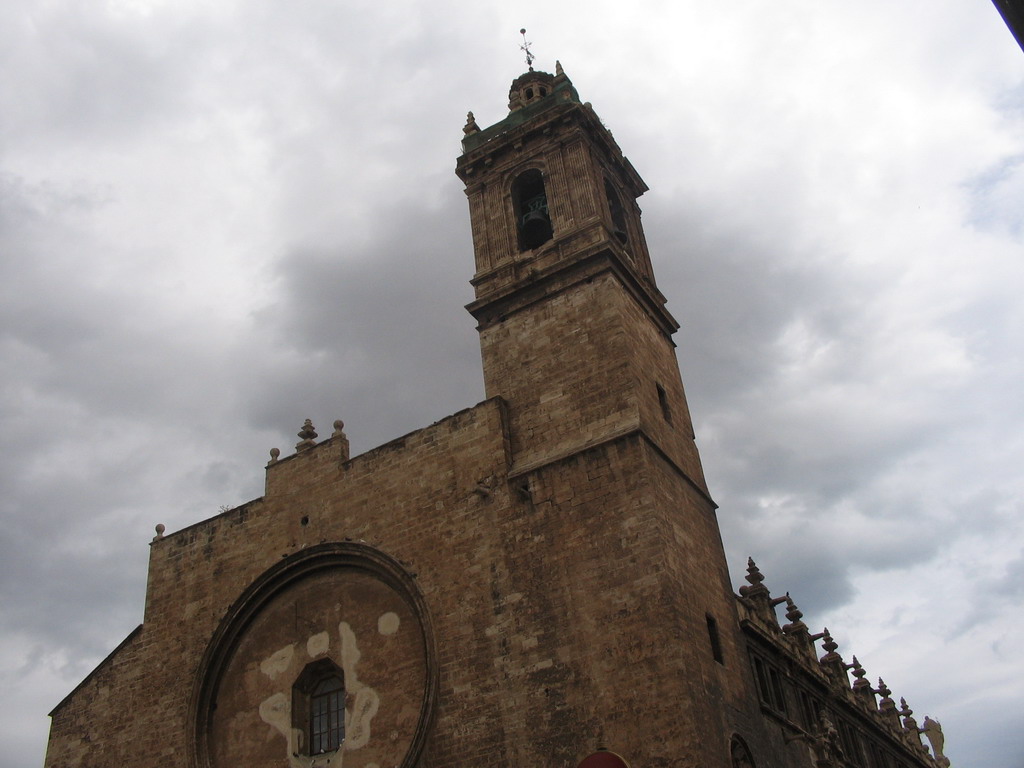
[454,65,765,767]
[456,64,706,488]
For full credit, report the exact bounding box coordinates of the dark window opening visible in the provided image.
[797,689,819,730]
[512,169,553,251]
[311,675,345,754]
[730,736,757,768]
[525,87,534,99]
[753,657,771,704]
[539,86,547,96]
[292,659,346,756]
[837,719,863,766]
[604,178,629,245]
[752,656,787,714]
[869,743,892,768]
[656,383,673,424]
[706,614,724,665]
[768,667,788,715]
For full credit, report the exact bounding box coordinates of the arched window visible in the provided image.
[512,169,553,251]
[310,675,345,754]
[292,659,346,755]
[730,735,756,768]
[604,178,629,245]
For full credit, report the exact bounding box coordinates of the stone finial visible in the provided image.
[899,698,918,731]
[847,656,876,711]
[463,111,480,136]
[332,419,350,462]
[784,595,801,621]
[875,678,901,732]
[849,656,871,692]
[738,557,780,627]
[899,699,928,753]
[745,557,765,586]
[268,447,280,466]
[153,523,165,541]
[818,629,849,690]
[555,60,564,76]
[739,557,768,597]
[876,678,893,703]
[782,594,808,635]
[296,419,318,451]
[820,628,839,656]
[781,593,818,659]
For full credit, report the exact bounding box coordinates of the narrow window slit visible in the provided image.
[706,613,724,665]
[657,383,673,424]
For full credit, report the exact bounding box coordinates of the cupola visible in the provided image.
[507,69,556,111]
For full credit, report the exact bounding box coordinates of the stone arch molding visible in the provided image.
[729,734,756,768]
[188,542,438,768]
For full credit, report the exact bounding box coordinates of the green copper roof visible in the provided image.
[461,73,581,153]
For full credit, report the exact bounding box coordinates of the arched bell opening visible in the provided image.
[604,178,629,246]
[512,169,553,251]
[520,84,548,104]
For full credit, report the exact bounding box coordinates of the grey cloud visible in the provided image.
[245,189,482,454]
[3,3,1023,768]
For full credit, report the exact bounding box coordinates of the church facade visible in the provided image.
[45,67,949,768]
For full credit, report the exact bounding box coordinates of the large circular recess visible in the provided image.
[190,543,436,768]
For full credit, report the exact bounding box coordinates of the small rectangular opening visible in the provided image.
[798,689,818,729]
[656,383,673,425]
[753,656,771,702]
[769,667,788,714]
[706,613,724,665]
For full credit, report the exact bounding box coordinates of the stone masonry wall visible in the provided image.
[46,391,773,768]
[47,400,514,767]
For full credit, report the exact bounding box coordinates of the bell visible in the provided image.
[521,209,553,248]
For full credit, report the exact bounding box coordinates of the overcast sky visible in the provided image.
[2,1,1023,766]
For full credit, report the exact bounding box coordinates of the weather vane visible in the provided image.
[520,28,535,70]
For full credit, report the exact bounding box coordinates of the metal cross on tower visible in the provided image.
[519,28,535,70]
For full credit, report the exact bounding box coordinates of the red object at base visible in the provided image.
[577,751,630,768]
